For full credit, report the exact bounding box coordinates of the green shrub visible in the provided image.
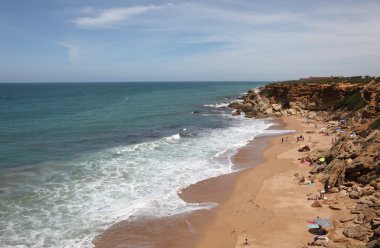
[371,118,380,130]
[334,92,367,110]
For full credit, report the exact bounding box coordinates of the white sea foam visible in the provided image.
[0,116,291,248]
[202,102,230,108]
[165,133,181,141]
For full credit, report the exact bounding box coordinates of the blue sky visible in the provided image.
[0,0,379,82]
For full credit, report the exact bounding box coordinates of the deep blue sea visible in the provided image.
[0,82,282,247]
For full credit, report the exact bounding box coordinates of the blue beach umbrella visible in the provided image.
[314,217,333,227]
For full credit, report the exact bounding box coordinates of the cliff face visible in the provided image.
[232,79,380,185]
[264,83,362,110]
[232,77,380,247]
[362,81,380,117]
[321,130,380,187]
[230,79,379,119]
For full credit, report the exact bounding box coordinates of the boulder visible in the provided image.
[228,102,242,109]
[310,164,326,174]
[359,199,374,207]
[343,226,368,241]
[312,239,326,246]
[330,187,339,193]
[351,209,363,214]
[298,145,311,152]
[232,110,241,116]
[350,191,361,199]
[330,204,344,210]
[325,243,347,248]
[339,185,348,190]
[241,103,253,112]
[264,108,273,115]
[362,187,375,196]
[338,190,348,198]
[372,217,380,228]
[272,103,282,111]
[366,240,380,248]
[374,226,380,236]
[340,216,355,223]
[245,111,258,118]
[287,108,297,115]
[311,201,323,208]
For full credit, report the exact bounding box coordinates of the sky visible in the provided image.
[0,0,379,82]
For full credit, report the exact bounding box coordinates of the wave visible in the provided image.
[165,133,181,141]
[202,102,230,108]
[0,114,289,248]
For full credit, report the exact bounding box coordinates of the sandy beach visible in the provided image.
[198,115,335,248]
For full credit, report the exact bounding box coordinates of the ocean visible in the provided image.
[0,82,281,247]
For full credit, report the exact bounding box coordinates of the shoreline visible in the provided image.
[198,115,333,247]
[93,115,337,248]
[93,118,288,248]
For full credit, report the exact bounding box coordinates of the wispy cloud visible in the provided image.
[57,42,80,63]
[63,1,380,80]
[73,4,167,28]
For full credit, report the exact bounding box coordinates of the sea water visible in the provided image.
[0,82,283,247]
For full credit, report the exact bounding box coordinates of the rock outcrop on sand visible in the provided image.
[231,76,380,247]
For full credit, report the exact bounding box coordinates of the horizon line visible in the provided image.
[0,80,278,84]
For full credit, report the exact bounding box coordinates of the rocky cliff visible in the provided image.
[232,77,380,247]
[230,77,380,120]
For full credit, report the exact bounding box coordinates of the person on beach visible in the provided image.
[281,138,284,143]
[285,136,288,142]
[244,238,249,245]
[324,181,330,194]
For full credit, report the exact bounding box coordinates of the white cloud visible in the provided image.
[73,4,167,28]
[58,42,80,63]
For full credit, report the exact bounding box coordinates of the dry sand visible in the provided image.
[197,116,334,248]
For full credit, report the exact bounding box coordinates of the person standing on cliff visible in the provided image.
[324,181,330,194]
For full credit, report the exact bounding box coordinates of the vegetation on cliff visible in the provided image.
[333,92,367,111]
[371,118,380,130]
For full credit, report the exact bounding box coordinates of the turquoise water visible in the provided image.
[0,82,280,247]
